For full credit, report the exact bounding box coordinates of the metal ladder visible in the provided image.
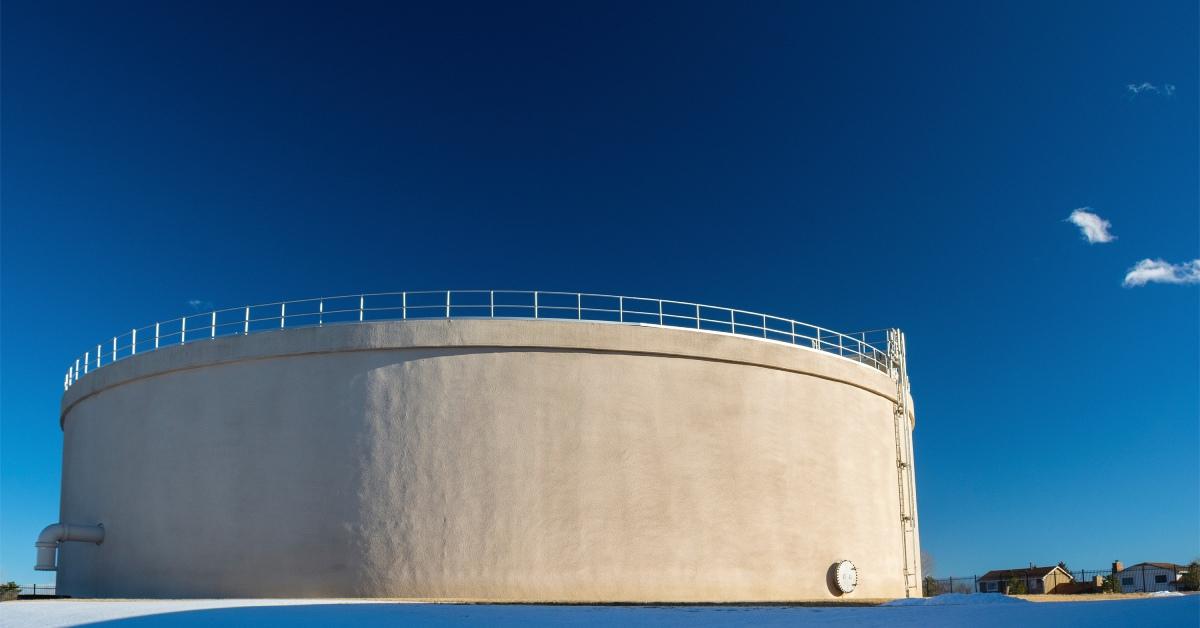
[889,329,919,596]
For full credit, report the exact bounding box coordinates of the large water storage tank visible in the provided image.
[45,291,921,600]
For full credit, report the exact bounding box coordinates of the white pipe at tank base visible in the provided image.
[35,523,104,571]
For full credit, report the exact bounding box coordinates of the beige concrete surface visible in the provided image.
[55,320,920,600]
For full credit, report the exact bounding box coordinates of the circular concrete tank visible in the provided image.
[53,313,920,601]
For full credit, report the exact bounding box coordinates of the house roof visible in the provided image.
[979,566,1072,581]
[1122,562,1187,571]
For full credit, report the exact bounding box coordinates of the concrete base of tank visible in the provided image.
[54,319,920,600]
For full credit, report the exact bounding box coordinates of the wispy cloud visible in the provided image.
[1122,258,1200,287]
[186,299,213,311]
[1126,82,1159,95]
[1126,82,1176,98]
[1066,208,1116,244]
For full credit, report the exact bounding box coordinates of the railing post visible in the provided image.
[244,307,250,334]
[112,337,117,362]
[74,360,80,382]
[729,309,735,334]
[154,324,160,349]
[97,344,102,366]
[490,291,494,318]
[659,300,663,325]
[619,296,624,323]
[131,329,137,355]
[280,303,286,329]
[84,352,89,374]
[211,312,216,338]
[695,304,700,329]
[402,292,407,319]
[534,291,539,319]
[762,314,767,338]
[446,291,451,318]
[577,293,582,320]
[181,317,187,344]
[791,320,796,344]
[358,296,364,322]
[319,300,324,326]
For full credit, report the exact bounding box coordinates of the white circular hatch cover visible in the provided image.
[834,560,858,593]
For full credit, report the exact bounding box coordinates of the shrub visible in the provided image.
[1180,562,1200,592]
[1005,576,1027,595]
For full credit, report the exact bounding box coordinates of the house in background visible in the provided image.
[977,564,1074,594]
[1112,561,1189,593]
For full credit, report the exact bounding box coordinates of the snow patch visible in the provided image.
[1151,591,1183,597]
[884,593,1030,606]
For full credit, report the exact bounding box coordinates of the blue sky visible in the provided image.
[2,1,1197,584]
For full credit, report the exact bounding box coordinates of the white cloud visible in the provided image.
[1066,208,1116,244]
[186,299,213,310]
[1127,82,1177,98]
[1122,259,1200,287]
[1126,82,1159,96]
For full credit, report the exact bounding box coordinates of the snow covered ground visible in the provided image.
[1,595,1195,628]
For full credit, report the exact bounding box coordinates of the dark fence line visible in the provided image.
[925,565,1191,596]
[13,584,57,596]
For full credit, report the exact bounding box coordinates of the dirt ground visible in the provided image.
[1014,592,1193,603]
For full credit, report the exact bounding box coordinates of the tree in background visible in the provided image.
[1101,571,1123,593]
[1004,576,1028,595]
[920,550,935,580]
[1180,562,1200,592]
[923,575,942,597]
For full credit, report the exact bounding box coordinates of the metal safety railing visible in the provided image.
[63,290,897,391]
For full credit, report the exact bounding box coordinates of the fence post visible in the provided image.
[489,291,494,318]
[533,291,538,319]
[446,291,451,318]
[112,337,117,361]
[319,299,324,326]
[244,307,251,334]
[84,352,89,374]
[696,304,701,329]
[402,292,407,319]
[154,324,160,349]
[182,317,187,344]
[619,296,624,323]
[131,329,137,355]
[211,312,216,338]
[729,309,735,334]
[358,297,364,322]
[280,303,286,329]
[577,293,582,320]
[762,314,767,338]
[659,300,663,325]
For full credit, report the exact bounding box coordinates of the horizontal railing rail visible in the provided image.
[63,290,898,390]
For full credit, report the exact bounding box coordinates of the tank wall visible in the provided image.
[57,320,913,601]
